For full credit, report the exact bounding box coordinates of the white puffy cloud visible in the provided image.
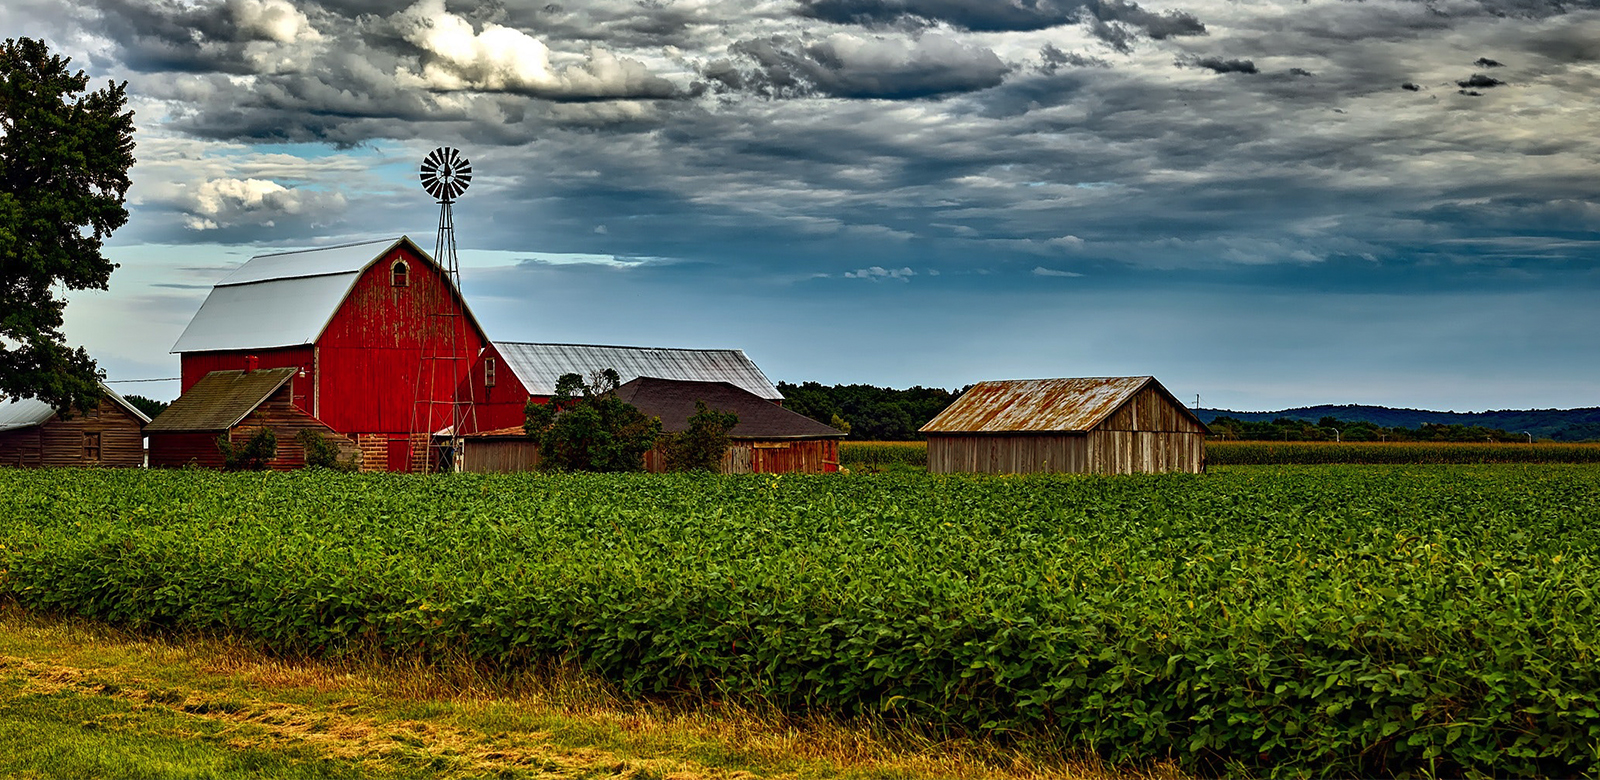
[179,177,347,230]
[391,0,677,98]
[229,0,319,43]
[844,265,916,280]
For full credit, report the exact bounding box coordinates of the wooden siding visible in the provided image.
[1098,385,1207,434]
[317,244,484,438]
[928,386,1205,475]
[642,439,840,474]
[0,396,144,468]
[461,437,840,474]
[149,432,226,469]
[150,384,357,470]
[928,433,1089,474]
[461,439,542,473]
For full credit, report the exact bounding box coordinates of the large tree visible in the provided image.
[0,37,135,412]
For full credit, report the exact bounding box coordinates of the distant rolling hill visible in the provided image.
[1194,405,1600,442]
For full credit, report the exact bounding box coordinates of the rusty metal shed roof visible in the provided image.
[145,368,297,432]
[0,381,151,432]
[171,236,488,354]
[920,376,1203,434]
[614,378,844,440]
[494,342,783,401]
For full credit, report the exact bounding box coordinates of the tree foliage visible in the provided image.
[0,37,135,413]
[777,382,962,441]
[659,400,739,472]
[524,370,661,472]
[217,428,276,471]
[296,429,358,472]
[123,394,168,420]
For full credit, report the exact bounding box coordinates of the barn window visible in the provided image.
[82,432,101,462]
[484,357,497,388]
[391,260,409,287]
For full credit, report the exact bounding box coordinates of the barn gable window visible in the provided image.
[484,357,497,388]
[82,432,101,462]
[391,260,409,287]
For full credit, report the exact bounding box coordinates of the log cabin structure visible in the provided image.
[467,342,784,432]
[145,367,358,470]
[0,382,150,468]
[920,377,1208,475]
[169,236,487,471]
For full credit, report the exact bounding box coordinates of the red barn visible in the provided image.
[166,236,487,471]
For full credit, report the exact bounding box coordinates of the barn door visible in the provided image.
[386,436,411,472]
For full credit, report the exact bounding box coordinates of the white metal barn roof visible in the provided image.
[495,342,784,401]
[170,237,484,354]
[0,381,152,432]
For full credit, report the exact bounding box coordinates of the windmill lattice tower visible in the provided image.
[410,146,477,472]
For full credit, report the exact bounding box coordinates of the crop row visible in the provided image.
[838,440,929,466]
[1207,441,1600,465]
[843,440,1600,468]
[1,466,1598,777]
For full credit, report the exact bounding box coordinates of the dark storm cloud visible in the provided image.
[1457,73,1505,88]
[1037,43,1109,73]
[89,0,292,73]
[796,0,1205,51]
[707,34,1009,99]
[1474,57,1504,67]
[1186,56,1259,74]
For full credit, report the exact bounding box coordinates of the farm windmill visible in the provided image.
[412,147,477,471]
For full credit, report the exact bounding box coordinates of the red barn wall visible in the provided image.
[149,432,226,469]
[461,343,535,433]
[181,346,315,414]
[315,244,484,438]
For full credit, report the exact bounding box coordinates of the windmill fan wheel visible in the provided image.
[420,147,472,202]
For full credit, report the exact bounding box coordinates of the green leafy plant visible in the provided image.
[216,427,276,471]
[525,370,661,472]
[295,429,357,472]
[5,465,1600,777]
[659,400,739,472]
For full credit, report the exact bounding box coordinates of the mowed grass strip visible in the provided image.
[0,605,1155,780]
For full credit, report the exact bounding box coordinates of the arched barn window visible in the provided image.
[391,260,409,287]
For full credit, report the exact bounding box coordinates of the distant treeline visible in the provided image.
[777,382,963,441]
[1198,404,1600,442]
[1208,415,1540,443]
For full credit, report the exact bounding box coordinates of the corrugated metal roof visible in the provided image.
[920,377,1162,434]
[216,237,405,286]
[495,342,783,401]
[145,368,296,432]
[171,236,488,354]
[0,397,56,433]
[171,273,362,353]
[0,381,152,432]
[615,378,844,439]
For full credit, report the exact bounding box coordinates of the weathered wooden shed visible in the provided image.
[146,367,358,470]
[920,377,1208,475]
[466,342,784,432]
[616,378,844,474]
[169,236,487,471]
[0,382,150,468]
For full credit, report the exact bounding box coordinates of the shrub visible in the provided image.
[525,370,660,472]
[659,400,739,472]
[216,428,275,471]
[296,429,358,471]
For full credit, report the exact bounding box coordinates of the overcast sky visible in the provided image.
[12,0,1600,410]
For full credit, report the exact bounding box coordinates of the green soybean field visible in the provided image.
[2,465,1598,777]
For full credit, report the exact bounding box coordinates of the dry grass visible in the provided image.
[0,604,1184,780]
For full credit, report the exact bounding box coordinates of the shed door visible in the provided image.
[386,436,411,472]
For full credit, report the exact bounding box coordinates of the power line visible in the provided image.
[103,377,180,383]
